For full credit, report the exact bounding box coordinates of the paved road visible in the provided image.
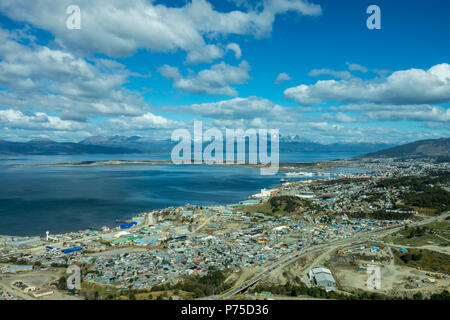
[219,213,448,299]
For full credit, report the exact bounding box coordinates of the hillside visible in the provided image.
[360,138,450,159]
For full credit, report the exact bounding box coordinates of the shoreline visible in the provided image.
[2,158,358,172]
[0,158,363,238]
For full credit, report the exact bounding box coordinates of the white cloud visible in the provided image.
[0,0,321,58]
[346,62,368,73]
[165,96,300,121]
[322,112,364,123]
[274,72,292,84]
[0,109,88,131]
[366,106,450,122]
[326,104,449,123]
[0,28,150,120]
[185,44,224,64]
[106,113,180,130]
[158,65,182,80]
[285,63,450,105]
[0,109,180,141]
[159,61,251,96]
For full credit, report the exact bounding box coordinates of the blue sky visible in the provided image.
[0,0,448,143]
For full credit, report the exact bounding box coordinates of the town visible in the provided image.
[0,157,449,300]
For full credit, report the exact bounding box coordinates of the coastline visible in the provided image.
[0,157,363,238]
[0,164,283,238]
[2,158,358,172]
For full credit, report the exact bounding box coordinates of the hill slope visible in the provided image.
[360,138,450,159]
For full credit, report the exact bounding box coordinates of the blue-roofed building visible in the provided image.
[120,222,138,229]
[61,246,83,254]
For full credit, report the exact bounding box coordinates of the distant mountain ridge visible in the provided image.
[0,139,140,155]
[80,135,175,154]
[79,135,395,154]
[360,138,450,159]
[0,135,397,155]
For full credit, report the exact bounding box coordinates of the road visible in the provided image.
[218,213,448,299]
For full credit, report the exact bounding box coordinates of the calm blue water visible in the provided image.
[0,152,362,236]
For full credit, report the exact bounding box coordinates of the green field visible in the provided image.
[383,221,450,247]
[237,196,316,217]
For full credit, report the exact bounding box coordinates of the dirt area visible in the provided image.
[0,269,81,300]
[328,243,450,298]
[224,238,450,300]
[334,263,450,298]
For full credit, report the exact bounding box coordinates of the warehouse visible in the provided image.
[13,281,35,293]
[61,246,83,254]
[120,222,138,229]
[32,288,54,298]
[308,267,336,290]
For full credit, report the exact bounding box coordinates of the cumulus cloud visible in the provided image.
[159,61,251,96]
[0,109,88,131]
[164,96,301,121]
[285,63,450,105]
[0,0,321,58]
[274,72,292,84]
[184,43,241,64]
[0,28,149,120]
[185,44,224,64]
[0,109,180,141]
[106,113,180,130]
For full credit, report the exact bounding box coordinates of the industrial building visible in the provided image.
[61,246,83,254]
[13,281,35,293]
[32,288,54,298]
[308,267,336,291]
[120,221,138,229]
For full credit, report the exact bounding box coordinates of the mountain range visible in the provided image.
[360,138,450,159]
[79,135,395,154]
[0,138,140,155]
[0,136,448,158]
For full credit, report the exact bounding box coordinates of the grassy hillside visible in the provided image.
[238,196,317,217]
[361,138,449,159]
